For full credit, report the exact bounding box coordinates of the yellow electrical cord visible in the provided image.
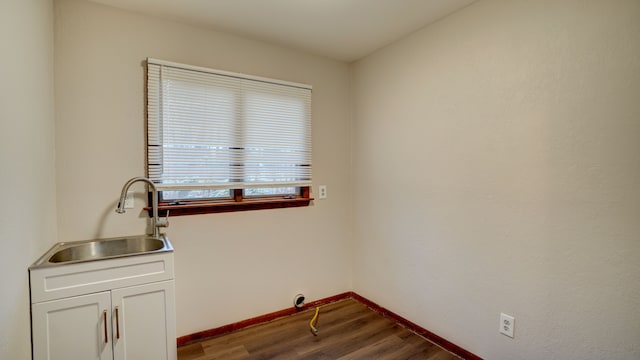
[309,307,320,336]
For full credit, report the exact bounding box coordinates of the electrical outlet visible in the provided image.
[124,191,135,209]
[318,185,327,199]
[500,313,515,338]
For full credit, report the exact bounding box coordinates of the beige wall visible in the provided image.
[54,0,352,337]
[351,0,640,359]
[0,0,57,359]
[7,1,639,359]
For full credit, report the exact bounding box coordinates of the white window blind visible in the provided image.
[146,58,312,191]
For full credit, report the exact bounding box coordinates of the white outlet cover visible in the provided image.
[500,313,515,338]
[318,185,327,199]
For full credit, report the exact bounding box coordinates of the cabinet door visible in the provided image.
[111,280,176,360]
[32,291,113,360]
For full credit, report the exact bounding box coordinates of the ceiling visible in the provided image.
[89,0,476,62]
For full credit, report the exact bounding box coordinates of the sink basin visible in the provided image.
[31,235,173,268]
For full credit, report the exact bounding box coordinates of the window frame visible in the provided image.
[149,187,312,217]
[145,59,314,216]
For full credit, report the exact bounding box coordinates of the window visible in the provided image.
[146,58,313,215]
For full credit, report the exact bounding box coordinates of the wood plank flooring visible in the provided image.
[178,298,460,360]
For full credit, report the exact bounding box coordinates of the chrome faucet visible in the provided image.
[116,177,168,238]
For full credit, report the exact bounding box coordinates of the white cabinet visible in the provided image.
[32,291,113,360]
[30,252,176,360]
[112,281,176,360]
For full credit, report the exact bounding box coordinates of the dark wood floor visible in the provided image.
[178,298,460,360]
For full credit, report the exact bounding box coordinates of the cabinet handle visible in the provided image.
[102,310,108,344]
[115,306,120,339]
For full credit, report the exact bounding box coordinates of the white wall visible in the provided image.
[0,0,57,359]
[351,0,640,359]
[9,1,638,359]
[53,0,352,337]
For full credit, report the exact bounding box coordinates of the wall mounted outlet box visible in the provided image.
[318,185,327,199]
[500,313,515,338]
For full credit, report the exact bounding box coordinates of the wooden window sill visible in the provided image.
[146,197,313,217]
